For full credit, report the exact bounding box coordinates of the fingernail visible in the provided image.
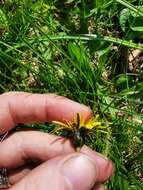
[61,155,97,190]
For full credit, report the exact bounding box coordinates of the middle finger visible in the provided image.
[0,131,74,168]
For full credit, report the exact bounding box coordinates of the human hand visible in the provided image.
[0,92,114,190]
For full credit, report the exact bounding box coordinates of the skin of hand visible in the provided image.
[0,92,114,190]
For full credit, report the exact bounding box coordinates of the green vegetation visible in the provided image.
[0,0,143,189]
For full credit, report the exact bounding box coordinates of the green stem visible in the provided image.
[116,0,143,17]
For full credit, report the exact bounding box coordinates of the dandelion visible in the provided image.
[52,113,105,150]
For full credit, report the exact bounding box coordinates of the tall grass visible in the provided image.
[0,0,143,189]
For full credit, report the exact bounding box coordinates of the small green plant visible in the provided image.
[0,0,143,189]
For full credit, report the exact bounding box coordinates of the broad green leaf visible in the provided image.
[119,8,130,32]
[131,26,143,32]
[68,43,86,65]
[0,9,8,28]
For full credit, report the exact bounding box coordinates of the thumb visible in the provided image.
[10,153,98,190]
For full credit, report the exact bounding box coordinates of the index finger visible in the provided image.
[0,92,92,134]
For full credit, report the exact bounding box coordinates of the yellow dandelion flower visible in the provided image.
[52,112,104,150]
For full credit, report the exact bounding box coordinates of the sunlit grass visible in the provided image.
[0,0,143,189]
